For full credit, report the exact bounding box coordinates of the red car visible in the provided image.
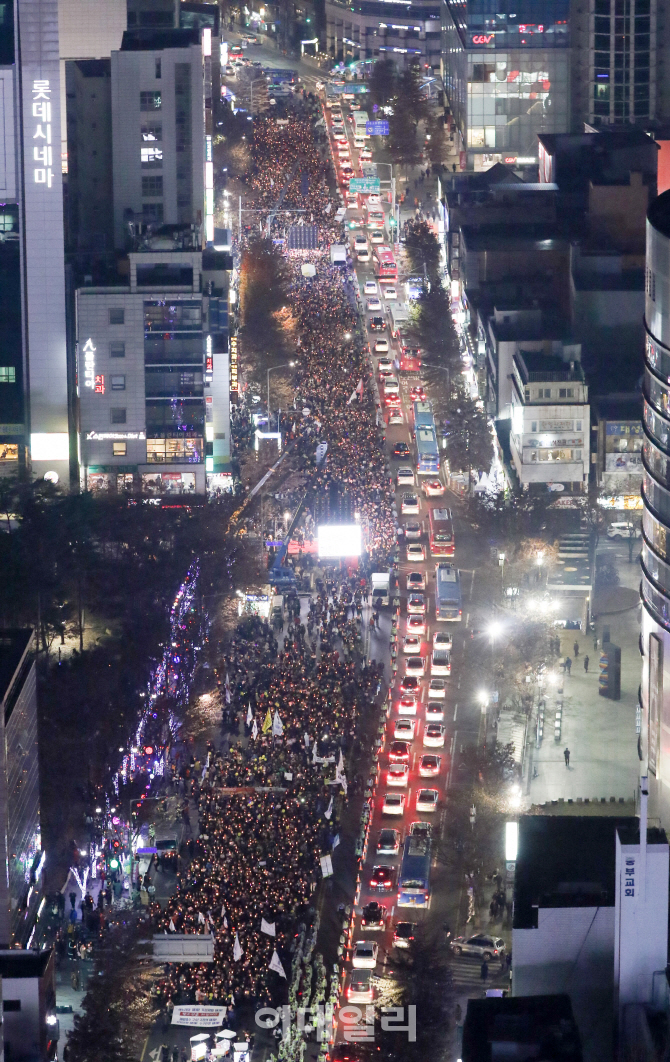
[370,865,395,891]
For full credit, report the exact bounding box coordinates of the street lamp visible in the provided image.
[375,162,396,235]
[267,362,296,419]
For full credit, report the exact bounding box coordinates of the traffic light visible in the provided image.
[599,643,621,700]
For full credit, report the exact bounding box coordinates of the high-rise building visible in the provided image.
[640,189,670,825]
[75,244,232,495]
[0,0,70,483]
[441,0,570,171]
[0,631,42,948]
[326,0,442,73]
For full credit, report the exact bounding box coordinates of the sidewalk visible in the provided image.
[524,548,641,807]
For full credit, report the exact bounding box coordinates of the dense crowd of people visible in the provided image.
[155,106,394,1015]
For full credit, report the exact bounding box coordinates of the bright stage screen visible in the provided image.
[317,523,362,558]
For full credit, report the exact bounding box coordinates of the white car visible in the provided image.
[347,970,374,1003]
[401,493,420,515]
[397,467,415,487]
[416,788,439,813]
[407,593,426,615]
[433,631,452,651]
[404,522,423,541]
[422,479,446,497]
[428,678,447,699]
[357,248,370,262]
[364,280,377,295]
[407,542,426,563]
[388,410,404,426]
[405,655,425,678]
[394,718,416,740]
[384,376,399,393]
[431,650,451,676]
[407,571,425,591]
[423,723,446,748]
[384,286,398,300]
[354,235,368,250]
[407,614,426,636]
[360,148,373,161]
[397,694,419,716]
[338,143,351,157]
[419,754,441,778]
[382,791,406,816]
[367,193,382,205]
[387,763,410,787]
[352,940,379,970]
[402,635,422,656]
[378,356,394,374]
[375,338,389,353]
[607,522,641,539]
[425,701,445,721]
[367,296,382,311]
[354,136,366,149]
[333,130,347,142]
[370,230,385,244]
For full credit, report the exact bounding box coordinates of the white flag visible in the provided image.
[246,705,253,726]
[221,904,226,918]
[169,918,176,933]
[272,711,284,737]
[233,932,243,961]
[269,949,287,978]
[356,378,364,399]
[225,686,231,705]
[312,742,318,764]
[225,673,230,689]
[198,911,206,925]
[223,916,228,928]
[332,834,340,850]
[337,749,344,773]
[324,795,333,820]
[347,389,357,405]
[261,918,276,937]
[252,719,258,740]
[304,733,311,748]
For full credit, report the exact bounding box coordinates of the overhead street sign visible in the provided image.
[366,120,389,135]
[153,934,216,963]
[349,177,381,193]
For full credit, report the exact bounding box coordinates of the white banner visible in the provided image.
[171,1005,227,1027]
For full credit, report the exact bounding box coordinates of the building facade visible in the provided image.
[111,28,209,249]
[76,246,231,495]
[509,350,590,490]
[441,0,570,170]
[639,190,670,828]
[325,0,442,71]
[0,631,42,948]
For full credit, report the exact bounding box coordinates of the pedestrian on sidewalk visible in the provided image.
[566,657,572,675]
[480,960,488,981]
[573,641,579,657]
[564,747,570,767]
[584,654,589,673]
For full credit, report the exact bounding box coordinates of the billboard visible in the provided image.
[317,524,362,558]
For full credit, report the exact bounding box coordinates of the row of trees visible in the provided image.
[367,60,447,170]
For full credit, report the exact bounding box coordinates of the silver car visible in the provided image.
[450,933,506,960]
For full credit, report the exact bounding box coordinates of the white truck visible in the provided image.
[330,244,347,266]
[371,571,391,607]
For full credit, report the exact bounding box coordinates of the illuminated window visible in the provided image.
[112,441,127,456]
[141,146,163,166]
[140,91,162,111]
[141,122,162,141]
[0,366,15,383]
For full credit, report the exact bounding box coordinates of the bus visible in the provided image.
[390,302,410,338]
[411,400,434,435]
[398,834,431,907]
[365,207,385,231]
[435,563,462,622]
[428,507,455,558]
[416,425,439,475]
[353,110,369,137]
[374,247,397,284]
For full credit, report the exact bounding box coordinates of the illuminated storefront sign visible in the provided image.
[32,80,53,188]
[205,137,214,242]
[94,374,105,394]
[471,34,495,44]
[86,431,146,440]
[230,334,238,396]
[82,338,96,388]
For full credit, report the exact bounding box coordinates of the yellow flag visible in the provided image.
[262,708,272,733]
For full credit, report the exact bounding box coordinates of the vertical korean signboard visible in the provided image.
[19,0,69,471]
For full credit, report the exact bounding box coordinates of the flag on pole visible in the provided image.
[198,911,206,925]
[332,834,340,850]
[169,919,176,933]
[225,686,231,705]
[269,950,287,978]
[261,918,276,937]
[356,378,364,400]
[225,673,230,689]
[262,708,272,733]
[347,388,357,405]
[223,916,228,929]
[337,749,344,773]
[304,733,311,748]
[252,719,258,740]
[246,705,253,726]
[324,795,333,820]
[233,933,243,962]
[272,711,284,738]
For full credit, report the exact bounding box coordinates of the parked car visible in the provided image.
[607,522,641,539]
[376,829,400,855]
[387,763,410,787]
[419,754,441,777]
[352,940,379,969]
[393,922,416,949]
[423,723,446,747]
[425,700,445,721]
[416,788,439,812]
[382,791,406,815]
[407,543,426,563]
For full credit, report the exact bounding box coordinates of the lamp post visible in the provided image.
[375,162,396,238]
[267,362,296,419]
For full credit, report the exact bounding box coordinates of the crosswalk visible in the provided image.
[448,956,509,994]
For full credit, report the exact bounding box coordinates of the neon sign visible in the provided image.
[32,80,53,188]
[471,34,494,44]
[83,338,96,388]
